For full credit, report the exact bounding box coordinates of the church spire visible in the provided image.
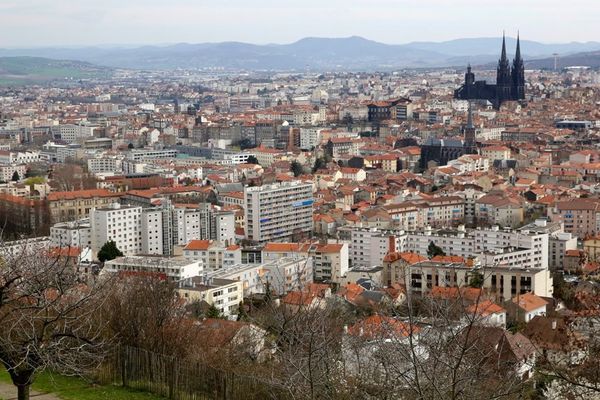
[500,31,508,63]
[515,32,522,62]
[467,101,474,129]
[512,31,525,101]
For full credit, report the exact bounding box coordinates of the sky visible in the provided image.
[1,0,598,47]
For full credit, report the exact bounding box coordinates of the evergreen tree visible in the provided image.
[246,155,259,165]
[236,301,249,321]
[312,157,328,173]
[290,160,304,177]
[427,241,446,259]
[98,240,124,262]
[11,171,20,181]
[206,304,222,319]
[469,271,484,288]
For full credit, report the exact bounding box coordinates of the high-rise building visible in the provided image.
[90,203,164,256]
[244,181,314,243]
[173,203,236,246]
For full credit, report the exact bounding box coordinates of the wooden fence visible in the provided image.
[96,345,289,400]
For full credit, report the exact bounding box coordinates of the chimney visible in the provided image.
[552,320,557,330]
[389,235,397,253]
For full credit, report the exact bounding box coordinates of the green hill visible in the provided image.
[0,56,112,85]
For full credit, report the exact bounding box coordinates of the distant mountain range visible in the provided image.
[0,57,112,85]
[1,36,600,71]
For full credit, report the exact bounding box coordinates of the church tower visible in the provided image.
[464,101,476,151]
[496,32,512,106]
[512,33,525,100]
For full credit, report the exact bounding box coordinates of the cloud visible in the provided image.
[0,0,597,47]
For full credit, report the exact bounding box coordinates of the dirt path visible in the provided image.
[0,382,60,400]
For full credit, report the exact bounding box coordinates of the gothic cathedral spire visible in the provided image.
[512,32,525,100]
[496,31,512,106]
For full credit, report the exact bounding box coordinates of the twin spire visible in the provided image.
[499,31,522,64]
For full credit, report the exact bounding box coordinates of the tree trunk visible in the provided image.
[17,384,30,400]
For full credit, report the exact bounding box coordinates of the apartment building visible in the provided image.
[173,203,235,246]
[50,219,92,249]
[90,203,143,256]
[404,220,552,271]
[52,124,96,143]
[300,127,323,150]
[404,260,552,300]
[183,239,242,270]
[0,150,40,165]
[48,189,122,223]
[141,208,164,255]
[475,194,524,227]
[126,149,178,161]
[261,241,349,283]
[262,257,314,296]
[549,232,577,271]
[348,227,405,268]
[178,277,243,318]
[200,263,267,296]
[244,181,314,243]
[313,243,349,283]
[549,198,600,238]
[0,164,26,182]
[87,156,123,174]
[103,256,202,282]
[90,203,165,256]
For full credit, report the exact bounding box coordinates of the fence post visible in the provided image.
[121,345,128,388]
[168,357,175,399]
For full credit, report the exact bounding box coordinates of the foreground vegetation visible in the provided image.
[0,368,165,400]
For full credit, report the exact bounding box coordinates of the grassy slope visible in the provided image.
[0,369,165,400]
[0,56,112,84]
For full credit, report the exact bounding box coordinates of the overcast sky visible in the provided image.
[1,0,598,47]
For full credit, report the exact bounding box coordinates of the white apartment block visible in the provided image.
[90,203,165,257]
[178,277,243,317]
[0,164,26,182]
[173,204,236,246]
[87,157,123,174]
[261,242,349,283]
[244,181,314,243]
[183,240,242,270]
[549,232,577,271]
[54,124,96,143]
[141,208,164,255]
[127,149,178,161]
[349,227,405,268]
[300,127,323,150]
[103,256,202,282]
[50,219,92,249]
[406,260,552,300]
[404,221,551,272]
[224,152,256,164]
[313,243,349,283]
[0,150,40,165]
[262,256,314,296]
[202,263,267,296]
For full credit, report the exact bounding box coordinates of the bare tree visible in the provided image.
[100,274,191,357]
[0,241,109,400]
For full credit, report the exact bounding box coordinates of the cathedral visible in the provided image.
[454,33,525,109]
[419,102,477,171]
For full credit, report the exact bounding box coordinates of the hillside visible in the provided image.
[0,56,112,85]
[1,36,600,71]
[527,51,600,69]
